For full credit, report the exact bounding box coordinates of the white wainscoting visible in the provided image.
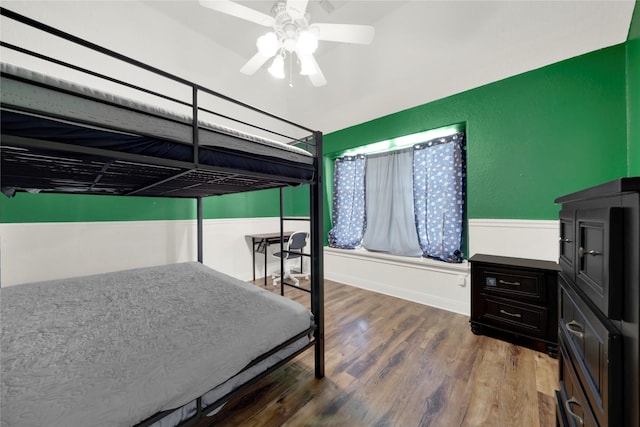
[0,218,310,287]
[0,220,195,287]
[325,247,471,315]
[202,217,310,283]
[324,219,560,316]
[1,218,558,316]
[468,219,559,262]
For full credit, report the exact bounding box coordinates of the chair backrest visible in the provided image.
[288,231,308,252]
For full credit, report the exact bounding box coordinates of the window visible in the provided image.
[328,130,466,263]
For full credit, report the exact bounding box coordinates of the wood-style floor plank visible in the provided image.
[199,279,558,426]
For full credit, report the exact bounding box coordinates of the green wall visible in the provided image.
[323,43,628,238]
[202,186,310,219]
[0,186,306,223]
[628,1,640,176]
[1,27,633,225]
[0,193,194,223]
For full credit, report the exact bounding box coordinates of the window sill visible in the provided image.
[324,246,469,276]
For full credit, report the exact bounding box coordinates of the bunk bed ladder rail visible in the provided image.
[310,131,325,379]
[275,130,324,379]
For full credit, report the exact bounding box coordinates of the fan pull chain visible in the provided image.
[289,53,293,87]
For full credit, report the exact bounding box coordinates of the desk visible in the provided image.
[246,231,294,286]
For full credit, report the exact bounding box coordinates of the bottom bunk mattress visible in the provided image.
[0,262,314,427]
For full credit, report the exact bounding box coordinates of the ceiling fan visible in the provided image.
[199,0,375,87]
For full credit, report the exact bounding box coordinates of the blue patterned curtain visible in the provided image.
[328,155,366,249]
[413,132,466,262]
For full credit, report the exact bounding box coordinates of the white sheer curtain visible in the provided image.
[361,149,422,256]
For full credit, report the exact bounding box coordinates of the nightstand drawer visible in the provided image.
[477,266,546,302]
[481,297,548,338]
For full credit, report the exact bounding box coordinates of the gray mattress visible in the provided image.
[0,63,313,166]
[0,262,313,427]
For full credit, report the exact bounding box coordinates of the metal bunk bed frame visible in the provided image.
[0,7,324,426]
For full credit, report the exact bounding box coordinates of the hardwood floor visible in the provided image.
[202,279,558,427]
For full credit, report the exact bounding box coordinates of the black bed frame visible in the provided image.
[0,7,324,427]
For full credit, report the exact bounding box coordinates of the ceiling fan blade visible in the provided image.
[307,55,327,87]
[240,51,272,75]
[286,0,309,18]
[310,23,375,44]
[199,0,275,27]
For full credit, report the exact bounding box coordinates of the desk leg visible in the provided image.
[264,239,268,286]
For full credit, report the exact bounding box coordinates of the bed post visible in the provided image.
[197,196,203,263]
[311,131,325,379]
[279,187,285,296]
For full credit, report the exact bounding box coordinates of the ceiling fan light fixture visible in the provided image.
[256,32,279,57]
[297,30,318,55]
[283,37,297,52]
[299,55,317,76]
[200,0,375,87]
[268,55,285,79]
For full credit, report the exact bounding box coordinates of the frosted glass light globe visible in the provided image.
[268,55,285,79]
[297,30,318,55]
[257,32,279,57]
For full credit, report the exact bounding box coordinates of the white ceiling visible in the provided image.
[142,0,636,134]
[1,1,636,136]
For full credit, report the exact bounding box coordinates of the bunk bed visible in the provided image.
[0,7,324,427]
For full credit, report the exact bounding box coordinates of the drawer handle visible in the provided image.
[498,279,521,286]
[559,237,573,243]
[565,320,584,339]
[499,309,522,318]
[565,397,584,426]
[578,247,600,257]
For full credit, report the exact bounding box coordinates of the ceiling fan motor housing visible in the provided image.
[271,1,311,52]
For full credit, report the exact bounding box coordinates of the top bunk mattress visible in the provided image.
[0,262,314,427]
[0,63,315,196]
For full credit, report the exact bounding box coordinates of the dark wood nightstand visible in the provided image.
[469,253,560,357]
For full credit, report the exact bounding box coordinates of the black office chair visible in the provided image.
[272,231,309,287]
